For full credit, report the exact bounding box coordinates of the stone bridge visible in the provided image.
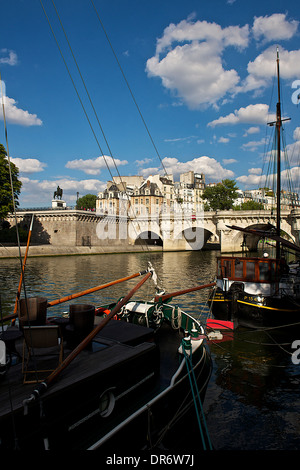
[128,209,300,252]
[6,208,300,253]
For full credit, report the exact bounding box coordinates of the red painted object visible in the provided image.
[207,319,234,330]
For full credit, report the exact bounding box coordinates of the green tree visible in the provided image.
[76,193,97,210]
[0,144,22,219]
[239,200,264,210]
[201,179,239,211]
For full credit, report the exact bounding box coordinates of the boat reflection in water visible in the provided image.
[205,325,300,450]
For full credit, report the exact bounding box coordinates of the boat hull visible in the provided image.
[210,287,300,330]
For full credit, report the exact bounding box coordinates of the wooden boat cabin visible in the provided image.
[217,256,286,285]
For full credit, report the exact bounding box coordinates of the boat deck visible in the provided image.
[0,320,157,420]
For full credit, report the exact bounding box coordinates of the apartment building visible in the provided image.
[96,172,300,216]
[132,180,164,216]
[96,182,130,216]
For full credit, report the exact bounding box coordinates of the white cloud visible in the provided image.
[286,126,300,166]
[164,135,198,143]
[236,170,264,187]
[0,95,42,126]
[65,155,128,175]
[139,156,235,181]
[237,46,300,94]
[248,168,263,175]
[138,167,161,178]
[146,17,249,109]
[252,14,298,43]
[223,158,237,165]
[237,166,300,192]
[249,47,300,79]
[241,137,267,152]
[218,137,229,143]
[243,126,260,136]
[146,14,299,108]
[293,127,300,141]
[135,158,154,167]
[0,49,18,66]
[11,157,47,173]
[208,103,276,127]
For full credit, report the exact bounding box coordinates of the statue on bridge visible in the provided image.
[53,186,63,200]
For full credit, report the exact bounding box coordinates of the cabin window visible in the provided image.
[217,260,222,277]
[234,260,243,278]
[270,262,277,281]
[218,259,232,278]
[245,261,255,280]
[259,262,270,281]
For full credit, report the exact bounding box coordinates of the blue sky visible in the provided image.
[1,0,300,207]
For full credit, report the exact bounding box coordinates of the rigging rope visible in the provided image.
[181,344,212,450]
[90,0,186,210]
[0,73,24,277]
[40,0,160,259]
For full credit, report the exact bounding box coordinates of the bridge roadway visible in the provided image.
[5,208,300,253]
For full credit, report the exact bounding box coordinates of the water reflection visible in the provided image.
[0,250,218,317]
[206,327,300,450]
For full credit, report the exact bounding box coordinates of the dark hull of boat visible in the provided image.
[87,344,212,452]
[210,288,300,330]
[0,320,212,451]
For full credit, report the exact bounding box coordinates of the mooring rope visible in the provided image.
[182,343,213,450]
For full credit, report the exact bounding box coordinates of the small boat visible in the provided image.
[209,48,300,331]
[0,267,213,451]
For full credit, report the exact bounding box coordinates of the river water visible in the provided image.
[1,250,300,451]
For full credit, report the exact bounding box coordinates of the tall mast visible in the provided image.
[276,47,281,260]
[268,48,290,258]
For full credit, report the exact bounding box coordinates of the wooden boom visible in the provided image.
[48,270,148,307]
[154,282,216,302]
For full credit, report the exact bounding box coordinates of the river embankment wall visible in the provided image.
[0,244,164,259]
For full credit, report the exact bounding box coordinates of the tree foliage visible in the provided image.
[201,179,239,211]
[0,144,22,219]
[237,200,264,210]
[76,193,97,210]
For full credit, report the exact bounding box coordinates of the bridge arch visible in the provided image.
[175,227,215,250]
[134,230,163,246]
[230,222,296,252]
